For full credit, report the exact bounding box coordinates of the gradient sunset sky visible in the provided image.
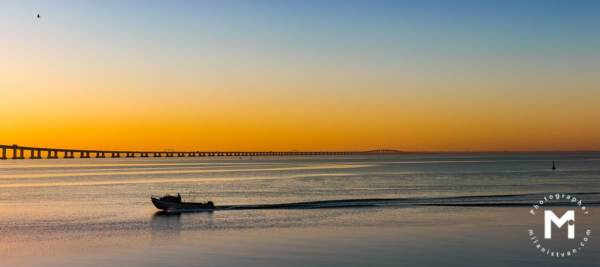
[1,0,599,151]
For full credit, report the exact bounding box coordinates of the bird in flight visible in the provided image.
[37,14,41,18]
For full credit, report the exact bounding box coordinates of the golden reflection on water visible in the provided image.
[0,161,285,169]
[0,173,354,188]
[0,164,372,179]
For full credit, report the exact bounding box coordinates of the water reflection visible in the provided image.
[151,212,182,241]
[150,211,216,241]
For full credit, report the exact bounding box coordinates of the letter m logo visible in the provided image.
[544,210,575,239]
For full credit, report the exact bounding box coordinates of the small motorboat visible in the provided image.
[151,194,215,212]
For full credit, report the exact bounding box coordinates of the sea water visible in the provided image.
[0,153,599,266]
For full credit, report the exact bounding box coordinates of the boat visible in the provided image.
[151,194,215,212]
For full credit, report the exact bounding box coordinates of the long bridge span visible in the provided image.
[0,144,393,160]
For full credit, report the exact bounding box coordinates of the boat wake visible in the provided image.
[214,192,600,211]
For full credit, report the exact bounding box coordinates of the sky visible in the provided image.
[1,0,599,151]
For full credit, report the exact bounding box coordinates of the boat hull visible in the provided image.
[151,197,215,212]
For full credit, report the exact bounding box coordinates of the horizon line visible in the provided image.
[1,144,599,154]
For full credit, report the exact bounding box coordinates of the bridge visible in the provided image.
[0,144,392,160]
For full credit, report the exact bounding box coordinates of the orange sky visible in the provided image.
[2,2,600,151]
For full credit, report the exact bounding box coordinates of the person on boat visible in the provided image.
[159,194,182,203]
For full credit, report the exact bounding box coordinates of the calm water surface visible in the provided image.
[1,153,599,266]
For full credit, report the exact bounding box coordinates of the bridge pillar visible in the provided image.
[30,149,42,159]
[12,148,25,159]
[96,152,105,158]
[111,152,120,158]
[64,151,74,159]
[1,147,6,160]
[80,151,90,158]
